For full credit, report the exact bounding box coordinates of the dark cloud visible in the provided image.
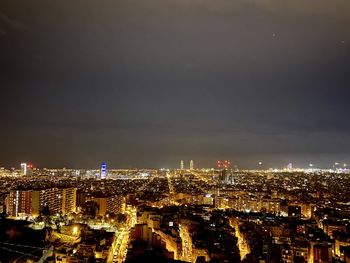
[0,0,350,168]
[0,11,27,36]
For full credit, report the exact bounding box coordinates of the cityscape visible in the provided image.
[0,161,350,262]
[1,0,350,263]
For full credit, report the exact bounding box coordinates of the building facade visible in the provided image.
[6,187,77,217]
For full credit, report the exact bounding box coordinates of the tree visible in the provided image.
[83,201,99,217]
[116,213,127,225]
[0,211,8,219]
[42,205,50,216]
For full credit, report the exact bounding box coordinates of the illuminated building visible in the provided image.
[309,242,332,263]
[291,243,309,263]
[6,190,32,217]
[217,160,231,184]
[180,160,184,170]
[269,225,283,238]
[219,169,227,184]
[6,188,77,217]
[20,163,33,176]
[128,224,176,261]
[322,220,347,238]
[87,196,107,216]
[86,194,125,216]
[100,162,107,179]
[38,188,64,215]
[62,188,77,215]
[214,196,229,209]
[0,198,4,213]
[20,163,27,176]
[203,194,214,206]
[281,246,293,263]
[190,160,194,170]
[334,232,350,258]
[27,164,33,175]
[33,187,77,216]
[107,194,126,215]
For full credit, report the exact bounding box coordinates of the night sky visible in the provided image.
[1,1,350,169]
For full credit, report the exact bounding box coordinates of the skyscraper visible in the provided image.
[101,162,107,179]
[20,163,27,176]
[180,160,184,170]
[190,160,194,170]
[20,163,32,176]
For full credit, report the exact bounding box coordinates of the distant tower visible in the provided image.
[190,160,194,170]
[20,163,33,176]
[287,163,293,171]
[27,164,33,176]
[180,160,184,170]
[20,163,27,176]
[101,162,107,179]
[217,160,231,184]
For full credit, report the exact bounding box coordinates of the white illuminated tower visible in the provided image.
[20,163,27,176]
[190,160,194,170]
[180,160,184,170]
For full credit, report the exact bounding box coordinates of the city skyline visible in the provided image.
[1,159,350,171]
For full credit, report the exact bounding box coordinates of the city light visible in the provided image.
[73,226,79,236]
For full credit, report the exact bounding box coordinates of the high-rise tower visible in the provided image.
[20,163,27,176]
[180,160,184,170]
[20,163,32,176]
[190,160,194,170]
[101,162,107,179]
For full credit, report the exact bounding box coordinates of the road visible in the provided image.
[166,172,176,204]
[108,228,130,263]
[108,206,136,263]
[179,223,193,262]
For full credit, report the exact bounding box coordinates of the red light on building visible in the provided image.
[217,160,231,169]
